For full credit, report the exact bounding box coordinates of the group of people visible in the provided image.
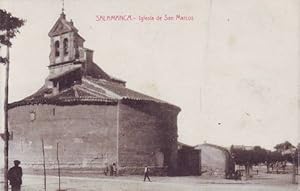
[104,163,151,182]
[104,163,118,176]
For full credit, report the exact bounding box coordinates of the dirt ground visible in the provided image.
[0,171,296,191]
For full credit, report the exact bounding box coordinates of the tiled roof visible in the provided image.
[48,13,80,37]
[9,77,180,110]
[85,77,165,103]
[194,143,231,156]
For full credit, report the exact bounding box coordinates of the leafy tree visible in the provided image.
[0,9,25,191]
[274,141,295,153]
[230,146,268,165]
[265,151,286,173]
[0,9,25,47]
[230,145,285,177]
[252,146,268,165]
[230,146,255,178]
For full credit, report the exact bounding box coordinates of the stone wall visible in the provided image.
[8,104,118,170]
[195,144,232,177]
[118,102,179,176]
[177,149,201,176]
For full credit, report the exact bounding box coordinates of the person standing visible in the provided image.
[104,163,109,176]
[109,164,113,176]
[112,163,117,176]
[8,160,23,191]
[143,166,151,182]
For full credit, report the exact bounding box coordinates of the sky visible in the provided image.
[0,0,299,150]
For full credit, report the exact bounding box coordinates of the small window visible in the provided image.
[55,41,60,57]
[63,38,68,55]
[30,111,36,121]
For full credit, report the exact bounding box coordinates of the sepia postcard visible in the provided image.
[0,0,299,190]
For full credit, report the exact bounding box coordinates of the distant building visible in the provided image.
[194,143,234,178]
[230,145,254,151]
[8,12,180,175]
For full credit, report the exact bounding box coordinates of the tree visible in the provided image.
[252,146,268,165]
[277,142,298,184]
[0,9,25,191]
[230,146,253,179]
[230,145,269,179]
[266,151,286,173]
[0,9,25,46]
[274,141,295,153]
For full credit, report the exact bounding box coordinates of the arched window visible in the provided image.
[55,41,60,57]
[63,38,69,55]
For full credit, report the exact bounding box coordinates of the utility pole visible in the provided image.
[292,153,296,184]
[0,11,24,191]
[291,149,298,184]
[57,142,61,191]
[42,138,47,191]
[3,31,10,191]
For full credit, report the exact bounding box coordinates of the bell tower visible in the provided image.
[48,12,85,73]
[45,9,126,94]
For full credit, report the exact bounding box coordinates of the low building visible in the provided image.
[177,142,201,176]
[194,143,234,178]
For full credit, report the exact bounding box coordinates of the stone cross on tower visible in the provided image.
[62,0,65,13]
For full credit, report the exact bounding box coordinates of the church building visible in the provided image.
[8,12,180,175]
